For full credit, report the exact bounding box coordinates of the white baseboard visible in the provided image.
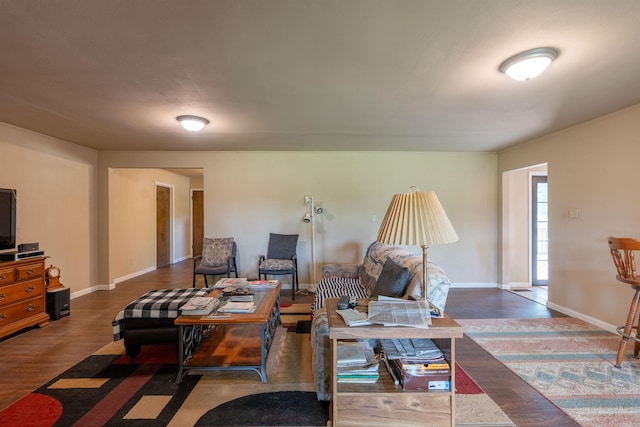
[114,266,157,284]
[546,301,617,334]
[500,282,531,290]
[69,266,157,299]
[450,282,498,288]
[70,283,114,300]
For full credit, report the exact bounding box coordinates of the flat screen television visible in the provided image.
[0,188,17,251]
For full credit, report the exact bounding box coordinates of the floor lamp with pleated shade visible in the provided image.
[377,188,458,306]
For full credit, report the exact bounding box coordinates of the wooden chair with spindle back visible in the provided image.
[608,236,640,367]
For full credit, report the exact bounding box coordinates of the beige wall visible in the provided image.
[109,169,191,283]
[0,123,98,297]
[99,151,498,289]
[499,103,640,329]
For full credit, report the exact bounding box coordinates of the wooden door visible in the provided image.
[156,185,171,267]
[192,190,204,257]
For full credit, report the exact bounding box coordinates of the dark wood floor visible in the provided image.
[0,260,579,426]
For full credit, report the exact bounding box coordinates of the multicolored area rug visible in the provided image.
[280,303,312,328]
[0,326,512,426]
[458,317,640,427]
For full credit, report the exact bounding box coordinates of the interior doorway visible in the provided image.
[531,174,548,285]
[156,184,172,267]
[192,189,204,257]
[501,163,548,304]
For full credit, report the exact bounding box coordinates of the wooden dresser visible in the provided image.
[0,256,50,339]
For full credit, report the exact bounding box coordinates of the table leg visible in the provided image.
[177,325,185,383]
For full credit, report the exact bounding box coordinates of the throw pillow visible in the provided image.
[369,256,411,299]
[201,237,234,267]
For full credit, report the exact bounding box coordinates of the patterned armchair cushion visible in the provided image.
[200,237,234,267]
[259,259,293,271]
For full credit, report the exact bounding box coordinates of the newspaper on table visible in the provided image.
[380,338,444,361]
[367,299,432,328]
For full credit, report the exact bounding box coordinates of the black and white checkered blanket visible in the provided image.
[112,288,209,341]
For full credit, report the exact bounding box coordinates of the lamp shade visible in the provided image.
[377,191,458,246]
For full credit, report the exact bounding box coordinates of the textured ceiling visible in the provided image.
[1,0,640,152]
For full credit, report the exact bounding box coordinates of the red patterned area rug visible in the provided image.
[0,327,513,426]
[459,317,640,427]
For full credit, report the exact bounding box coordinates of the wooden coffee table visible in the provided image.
[174,282,281,383]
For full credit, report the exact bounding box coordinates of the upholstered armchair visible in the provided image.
[193,237,239,287]
[258,233,299,299]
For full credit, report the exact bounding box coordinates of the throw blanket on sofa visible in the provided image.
[112,288,209,340]
[310,277,369,313]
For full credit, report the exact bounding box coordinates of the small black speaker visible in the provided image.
[18,242,39,252]
[46,287,70,320]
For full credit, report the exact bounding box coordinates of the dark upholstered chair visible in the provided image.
[193,238,239,287]
[258,233,299,299]
[608,236,640,367]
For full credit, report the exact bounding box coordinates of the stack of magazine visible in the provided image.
[219,301,256,313]
[180,296,220,315]
[336,341,379,384]
[380,338,450,390]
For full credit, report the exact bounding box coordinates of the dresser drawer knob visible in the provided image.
[27,269,35,276]
[0,274,4,280]
[24,285,35,293]
[0,314,5,321]
[0,293,5,300]
[25,304,36,312]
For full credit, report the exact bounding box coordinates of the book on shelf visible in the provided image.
[336,341,369,365]
[336,341,379,384]
[180,296,220,315]
[336,375,379,384]
[219,301,256,313]
[380,338,451,391]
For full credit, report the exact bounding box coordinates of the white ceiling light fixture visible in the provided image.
[176,115,209,132]
[499,47,560,81]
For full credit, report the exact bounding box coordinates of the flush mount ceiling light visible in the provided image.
[176,115,209,132]
[499,47,559,81]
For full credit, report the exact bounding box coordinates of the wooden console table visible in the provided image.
[327,298,463,427]
[0,256,50,339]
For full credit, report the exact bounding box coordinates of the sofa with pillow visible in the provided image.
[310,241,453,401]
